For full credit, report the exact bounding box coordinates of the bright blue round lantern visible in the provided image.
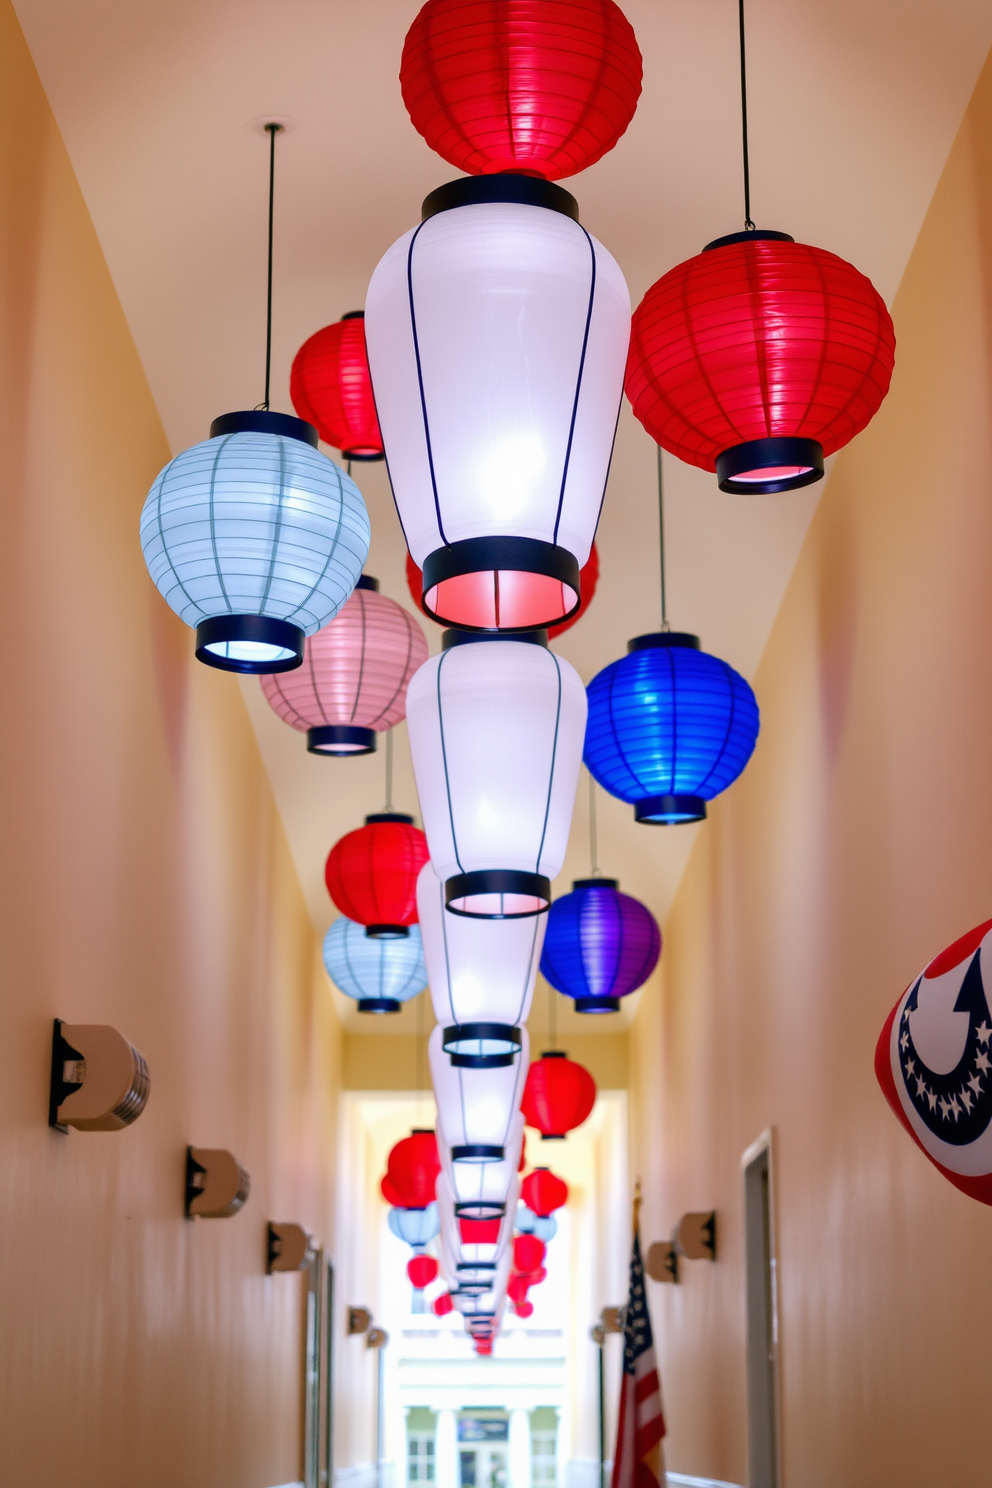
[541,878,661,1013]
[323,915,427,1013]
[140,409,370,674]
[388,1202,440,1250]
[584,632,759,824]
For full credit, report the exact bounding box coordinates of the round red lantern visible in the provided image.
[513,1233,546,1275]
[474,1340,493,1355]
[521,1051,597,1138]
[325,814,429,937]
[381,1173,405,1207]
[507,1273,531,1305]
[521,1167,569,1216]
[407,1254,439,1289]
[433,1291,455,1316]
[387,1130,440,1208]
[290,312,383,460]
[400,0,642,183]
[513,1300,534,1319]
[625,231,896,494]
[405,545,599,639]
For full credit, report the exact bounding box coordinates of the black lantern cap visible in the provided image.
[716,436,824,495]
[452,1144,505,1163]
[358,998,401,1014]
[627,632,700,652]
[445,869,551,920]
[423,173,579,222]
[210,408,319,447]
[454,1201,506,1219]
[702,228,795,252]
[635,795,707,825]
[574,996,621,1014]
[308,725,377,756]
[443,1022,523,1069]
[196,614,305,675]
[442,628,549,651]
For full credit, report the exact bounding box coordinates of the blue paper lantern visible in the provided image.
[514,1205,558,1242]
[541,878,661,1013]
[140,410,370,674]
[388,1202,440,1251]
[323,915,427,1013]
[584,632,759,824]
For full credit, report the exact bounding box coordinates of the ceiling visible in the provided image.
[13,0,992,1033]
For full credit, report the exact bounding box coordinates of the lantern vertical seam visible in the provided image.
[787,244,833,437]
[590,394,624,550]
[534,653,564,874]
[602,662,648,798]
[456,1063,470,1150]
[406,221,449,546]
[439,873,458,1024]
[285,457,349,627]
[741,244,773,437]
[666,646,677,796]
[258,436,288,615]
[516,919,542,1027]
[680,257,750,453]
[270,671,310,730]
[350,587,369,722]
[368,613,416,727]
[307,626,327,725]
[693,663,742,797]
[207,434,234,615]
[553,225,597,545]
[153,458,204,623]
[551,1,613,171]
[435,649,465,874]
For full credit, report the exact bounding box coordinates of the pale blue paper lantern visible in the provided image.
[323,915,427,1013]
[388,1203,440,1251]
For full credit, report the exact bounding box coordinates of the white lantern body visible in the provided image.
[437,1114,524,1220]
[417,863,545,1062]
[430,1025,529,1163]
[437,1171,515,1281]
[322,916,427,1012]
[365,179,630,632]
[140,411,370,672]
[406,635,587,917]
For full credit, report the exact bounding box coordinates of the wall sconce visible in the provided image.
[49,1019,149,1133]
[645,1240,679,1284]
[676,1210,717,1261]
[348,1307,373,1336]
[267,1222,312,1273]
[185,1146,250,1218]
[366,1326,389,1349]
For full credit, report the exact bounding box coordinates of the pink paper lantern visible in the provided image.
[261,577,428,755]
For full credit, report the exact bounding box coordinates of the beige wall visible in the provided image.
[629,41,992,1488]
[0,5,342,1484]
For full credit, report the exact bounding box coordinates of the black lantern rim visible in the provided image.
[442,628,549,651]
[366,812,415,825]
[452,1284,491,1297]
[574,996,621,1014]
[422,537,581,634]
[307,725,377,756]
[195,615,305,674]
[444,1023,523,1068]
[210,408,319,448]
[627,632,700,653]
[365,923,412,939]
[635,795,707,825]
[539,1133,567,1141]
[702,228,795,252]
[355,575,380,591]
[571,878,619,891]
[456,1262,497,1274]
[445,870,551,920]
[423,173,579,223]
[455,1201,506,1220]
[716,436,824,495]
[357,998,401,1014]
[452,1144,505,1164]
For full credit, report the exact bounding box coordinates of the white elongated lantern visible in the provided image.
[406,633,587,918]
[438,1114,524,1220]
[140,410,370,672]
[365,176,630,633]
[437,1172,513,1284]
[430,1024,529,1164]
[417,862,545,1067]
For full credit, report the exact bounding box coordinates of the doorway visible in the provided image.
[458,1416,509,1488]
[742,1132,778,1488]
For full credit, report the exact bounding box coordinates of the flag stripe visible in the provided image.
[611,1229,666,1488]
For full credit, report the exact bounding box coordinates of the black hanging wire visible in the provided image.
[657,445,671,632]
[738,0,756,231]
[259,122,282,411]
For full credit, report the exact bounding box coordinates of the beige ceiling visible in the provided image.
[12,0,992,1033]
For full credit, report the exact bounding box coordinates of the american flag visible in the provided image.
[611,1228,666,1488]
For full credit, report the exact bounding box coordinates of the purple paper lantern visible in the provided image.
[540,878,661,1012]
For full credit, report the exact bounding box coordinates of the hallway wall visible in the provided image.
[629,40,992,1488]
[0,4,341,1485]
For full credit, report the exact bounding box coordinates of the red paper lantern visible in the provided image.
[325,814,429,936]
[407,1254,439,1289]
[433,1291,455,1316]
[290,312,383,460]
[459,1216,502,1244]
[521,1051,597,1138]
[521,1167,569,1216]
[405,545,599,640]
[475,1340,494,1355]
[513,1234,546,1274]
[400,0,642,183]
[625,232,896,494]
[513,1300,534,1319]
[381,1173,405,1207]
[507,1273,531,1304]
[387,1130,440,1208]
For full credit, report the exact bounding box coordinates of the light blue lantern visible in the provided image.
[323,915,427,1013]
[388,1202,440,1251]
[514,1205,557,1242]
[140,410,370,674]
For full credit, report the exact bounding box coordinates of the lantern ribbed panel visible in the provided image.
[388,1203,440,1249]
[365,203,629,630]
[430,1024,530,1157]
[325,817,429,928]
[540,882,660,1002]
[584,645,760,806]
[140,431,370,632]
[625,239,895,470]
[290,317,383,458]
[521,1053,596,1136]
[322,917,427,1005]
[417,863,545,1027]
[520,1168,568,1215]
[387,1131,441,1208]
[400,0,642,181]
[406,640,586,915]
[261,587,427,735]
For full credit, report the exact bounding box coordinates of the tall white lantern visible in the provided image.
[430,1025,529,1164]
[438,1114,524,1220]
[417,863,545,1066]
[406,633,587,918]
[365,176,630,633]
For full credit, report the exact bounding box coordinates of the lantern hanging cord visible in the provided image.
[384,729,394,812]
[548,980,557,1053]
[657,446,670,631]
[588,772,602,878]
[738,0,755,231]
[259,122,282,411]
